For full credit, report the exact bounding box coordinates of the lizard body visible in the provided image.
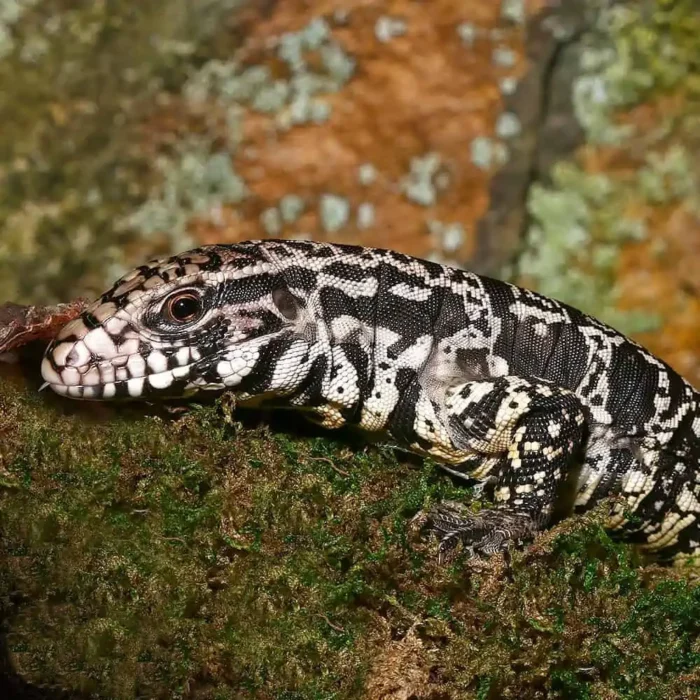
[41,241,700,564]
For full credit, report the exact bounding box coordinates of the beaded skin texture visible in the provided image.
[41,241,700,564]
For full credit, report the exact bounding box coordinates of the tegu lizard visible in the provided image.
[40,241,700,565]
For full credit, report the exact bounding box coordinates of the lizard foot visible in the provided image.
[413,503,538,564]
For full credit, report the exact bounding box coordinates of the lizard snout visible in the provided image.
[41,304,145,400]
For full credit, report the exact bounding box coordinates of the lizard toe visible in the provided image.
[423,506,539,563]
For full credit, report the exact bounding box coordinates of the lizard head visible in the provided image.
[40,243,308,401]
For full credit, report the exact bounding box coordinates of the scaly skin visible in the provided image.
[41,241,700,564]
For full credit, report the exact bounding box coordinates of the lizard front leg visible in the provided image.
[419,376,587,561]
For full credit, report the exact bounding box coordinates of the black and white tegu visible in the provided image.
[41,241,700,565]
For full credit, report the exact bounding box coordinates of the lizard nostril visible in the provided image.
[63,340,91,368]
[65,348,80,366]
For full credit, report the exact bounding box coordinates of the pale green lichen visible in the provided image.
[121,14,356,249]
[429,220,466,254]
[500,0,525,26]
[356,202,375,229]
[284,91,332,126]
[0,24,12,59]
[401,152,445,206]
[184,16,355,132]
[257,195,306,237]
[492,47,516,68]
[375,16,407,43]
[574,0,700,146]
[279,194,305,224]
[18,30,48,62]
[297,16,331,50]
[470,136,494,170]
[637,145,698,208]
[260,206,283,237]
[0,0,40,60]
[573,50,636,145]
[250,79,290,114]
[493,142,509,167]
[499,76,518,95]
[517,0,700,337]
[319,194,350,233]
[495,112,521,139]
[123,143,247,251]
[0,1,242,304]
[456,23,477,48]
[519,163,662,335]
[318,41,356,84]
[358,163,377,187]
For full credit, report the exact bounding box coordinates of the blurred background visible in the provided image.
[1,3,700,697]
[0,0,698,384]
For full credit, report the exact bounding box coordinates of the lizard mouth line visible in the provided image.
[40,352,195,400]
[39,373,188,399]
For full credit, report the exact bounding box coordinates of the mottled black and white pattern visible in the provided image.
[41,241,700,565]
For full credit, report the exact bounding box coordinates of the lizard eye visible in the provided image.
[163,291,203,324]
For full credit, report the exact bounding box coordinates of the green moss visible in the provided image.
[1,367,698,699]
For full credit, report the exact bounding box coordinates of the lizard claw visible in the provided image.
[409,500,469,534]
[415,503,538,563]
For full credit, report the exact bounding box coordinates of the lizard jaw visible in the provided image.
[40,317,199,400]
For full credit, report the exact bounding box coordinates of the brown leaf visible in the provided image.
[0,299,89,357]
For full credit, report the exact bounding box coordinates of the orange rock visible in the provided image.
[180,0,536,260]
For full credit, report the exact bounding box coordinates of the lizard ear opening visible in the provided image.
[272,287,302,321]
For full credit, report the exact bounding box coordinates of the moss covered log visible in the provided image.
[1,364,699,699]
